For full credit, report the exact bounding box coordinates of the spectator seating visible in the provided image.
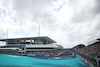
[76,42,100,58]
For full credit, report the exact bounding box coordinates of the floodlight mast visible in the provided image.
[39,25,40,37]
[39,25,40,44]
[7,29,8,39]
[6,29,8,46]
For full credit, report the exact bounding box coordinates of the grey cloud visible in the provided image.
[11,0,56,29]
[71,0,100,23]
[32,11,56,27]
[91,0,100,15]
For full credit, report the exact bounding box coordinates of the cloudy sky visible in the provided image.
[0,0,100,48]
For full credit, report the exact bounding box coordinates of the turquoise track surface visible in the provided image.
[0,54,87,67]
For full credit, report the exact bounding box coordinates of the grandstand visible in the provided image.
[0,48,20,54]
[0,36,74,58]
[73,38,100,67]
[0,36,63,55]
[77,42,100,58]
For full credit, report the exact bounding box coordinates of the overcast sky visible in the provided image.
[0,0,100,48]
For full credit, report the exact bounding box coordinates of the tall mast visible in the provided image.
[39,25,40,44]
[39,25,40,37]
[6,29,8,46]
[7,29,8,39]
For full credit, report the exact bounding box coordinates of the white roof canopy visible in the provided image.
[0,36,56,43]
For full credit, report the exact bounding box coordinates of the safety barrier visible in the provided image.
[36,55,76,60]
[36,54,58,56]
[76,53,100,67]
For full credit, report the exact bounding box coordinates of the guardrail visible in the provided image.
[76,53,100,67]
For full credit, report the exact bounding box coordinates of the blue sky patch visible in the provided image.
[2,9,7,17]
[54,5,63,12]
[11,17,18,23]
[8,10,12,16]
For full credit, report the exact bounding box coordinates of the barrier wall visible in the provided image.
[36,55,76,60]
[76,54,99,67]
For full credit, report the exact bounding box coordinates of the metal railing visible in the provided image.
[76,52,100,67]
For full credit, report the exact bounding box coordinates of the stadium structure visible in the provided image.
[0,36,74,59]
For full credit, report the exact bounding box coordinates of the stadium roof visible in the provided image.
[97,38,100,40]
[0,36,56,43]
